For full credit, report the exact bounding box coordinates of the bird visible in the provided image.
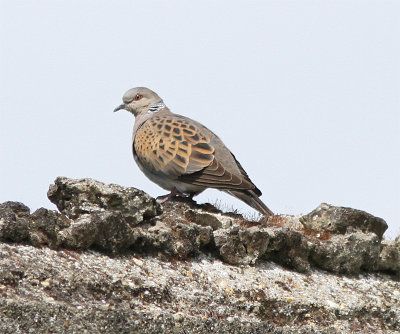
[114,87,273,217]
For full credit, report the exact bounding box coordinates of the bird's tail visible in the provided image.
[225,189,274,217]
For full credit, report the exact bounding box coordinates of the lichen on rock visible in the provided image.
[0,177,399,333]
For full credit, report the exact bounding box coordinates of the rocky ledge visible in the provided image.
[0,177,399,333]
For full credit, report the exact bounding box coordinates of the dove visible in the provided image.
[114,87,273,217]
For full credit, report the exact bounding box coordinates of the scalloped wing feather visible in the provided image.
[134,114,262,193]
[133,115,215,177]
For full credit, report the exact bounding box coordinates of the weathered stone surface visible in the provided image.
[213,226,310,273]
[214,226,257,265]
[185,209,224,230]
[1,177,399,332]
[0,243,398,334]
[132,220,213,259]
[300,203,388,240]
[378,239,400,276]
[310,232,381,275]
[47,177,161,222]
[30,208,71,248]
[58,211,138,254]
[262,226,311,273]
[0,201,31,243]
[1,178,399,277]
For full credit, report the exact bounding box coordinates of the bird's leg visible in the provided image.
[156,186,184,203]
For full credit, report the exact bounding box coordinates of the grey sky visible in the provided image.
[1,1,399,237]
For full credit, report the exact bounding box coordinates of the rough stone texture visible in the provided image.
[0,178,398,277]
[47,176,161,222]
[0,244,398,334]
[57,211,138,254]
[379,239,400,273]
[30,207,71,248]
[300,203,388,240]
[0,177,399,333]
[0,201,31,243]
[310,232,381,275]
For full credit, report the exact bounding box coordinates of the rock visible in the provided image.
[30,208,71,248]
[214,226,253,265]
[310,232,381,274]
[0,201,31,243]
[300,203,388,240]
[263,227,311,273]
[1,178,398,278]
[213,226,310,271]
[378,239,400,275]
[0,201,30,217]
[133,219,213,260]
[47,177,161,223]
[0,177,399,332]
[0,243,399,333]
[57,211,138,254]
[185,209,224,230]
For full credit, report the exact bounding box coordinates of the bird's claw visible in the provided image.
[156,187,186,203]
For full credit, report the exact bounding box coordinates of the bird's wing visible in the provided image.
[133,114,257,192]
[230,152,262,196]
[178,157,256,191]
[133,114,257,190]
[133,114,214,176]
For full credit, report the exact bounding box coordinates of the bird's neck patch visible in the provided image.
[147,102,166,114]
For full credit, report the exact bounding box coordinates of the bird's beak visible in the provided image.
[113,104,126,112]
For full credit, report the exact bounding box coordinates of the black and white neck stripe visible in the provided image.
[147,102,166,114]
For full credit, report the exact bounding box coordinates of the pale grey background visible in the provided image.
[1,1,399,237]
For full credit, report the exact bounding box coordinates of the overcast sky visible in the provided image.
[1,1,399,237]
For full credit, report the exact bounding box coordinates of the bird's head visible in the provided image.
[114,87,163,116]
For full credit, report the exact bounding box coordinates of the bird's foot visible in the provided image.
[156,187,185,203]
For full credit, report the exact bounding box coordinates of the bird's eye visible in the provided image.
[134,94,143,101]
